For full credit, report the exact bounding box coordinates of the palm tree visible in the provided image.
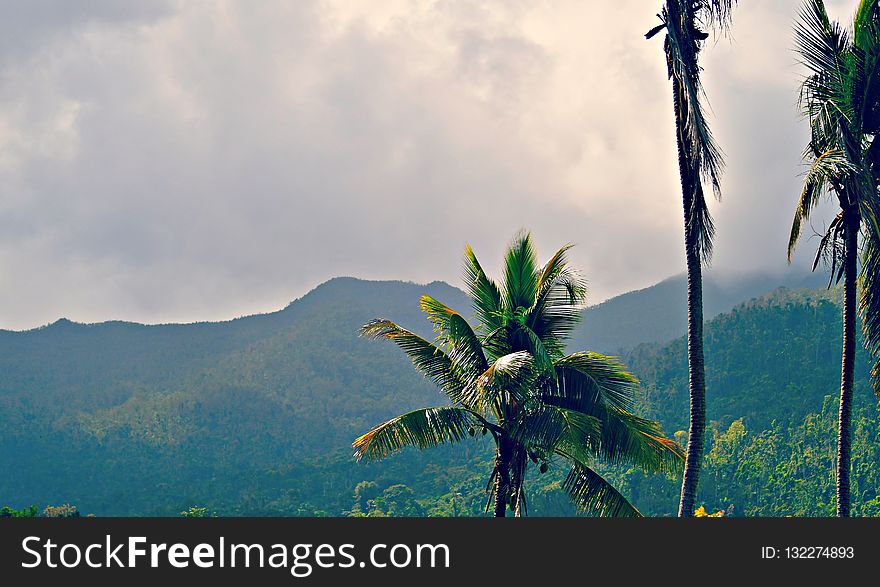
[789,0,880,517]
[353,233,683,517]
[645,0,735,517]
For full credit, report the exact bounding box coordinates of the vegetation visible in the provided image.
[353,233,683,516]
[789,0,880,516]
[646,0,736,517]
[0,280,878,517]
[571,270,826,355]
[2,3,880,521]
[0,504,80,518]
[620,287,880,516]
[180,506,215,518]
[0,505,39,518]
[348,482,427,517]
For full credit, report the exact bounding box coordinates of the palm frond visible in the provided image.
[478,351,536,398]
[352,407,478,461]
[561,461,642,517]
[551,352,640,412]
[360,319,462,399]
[529,253,588,347]
[789,148,854,260]
[852,0,880,134]
[481,324,514,362]
[514,323,557,377]
[502,231,539,312]
[812,212,847,285]
[463,244,505,332]
[509,405,601,453]
[596,408,686,472]
[545,354,684,472]
[796,0,851,79]
[419,295,488,382]
[463,351,537,416]
[795,0,863,167]
[534,244,576,297]
[686,177,717,261]
[861,206,880,397]
[663,1,725,194]
[699,0,737,32]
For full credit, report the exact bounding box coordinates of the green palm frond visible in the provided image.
[360,319,462,399]
[419,295,488,380]
[514,323,557,377]
[521,404,677,475]
[597,408,686,472]
[852,1,880,133]
[481,324,514,362]
[796,0,855,163]
[463,244,505,332]
[529,247,588,348]
[789,147,855,260]
[561,461,642,518]
[551,352,640,412]
[534,243,576,295]
[855,0,880,46]
[352,407,479,461]
[532,271,587,331]
[544,390,684,473]
[510,405,602,453]
[794,0,880,264]
[861,195,880,397]
[469,351,537,411]
[502,232,539,312]
[796,0,850,80]
[545,353,683,472]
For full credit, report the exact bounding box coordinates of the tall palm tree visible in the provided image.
[353,233,683,517]
[645,0,735,517]
[789,0,880,517]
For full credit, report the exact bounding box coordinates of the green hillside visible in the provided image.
[1,276,877,517]
[616,287,880,517]
[628,287,875,432]
[574,270,827,354]
[0,278,474,515]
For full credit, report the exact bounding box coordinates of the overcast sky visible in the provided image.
[0,0,858,329]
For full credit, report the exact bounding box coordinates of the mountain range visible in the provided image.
[0,268,872,516]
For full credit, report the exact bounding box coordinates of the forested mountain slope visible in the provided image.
[573,270,827,354]
[2,275,874,516]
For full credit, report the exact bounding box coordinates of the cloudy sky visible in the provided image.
[0,0,857,329]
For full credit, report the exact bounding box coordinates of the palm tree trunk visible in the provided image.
[671,76,707,518]
[679,243,707,518]
[493,438,512,518]
[493,481,507,517]
[837,208,859,517]
[512,451,526,517]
